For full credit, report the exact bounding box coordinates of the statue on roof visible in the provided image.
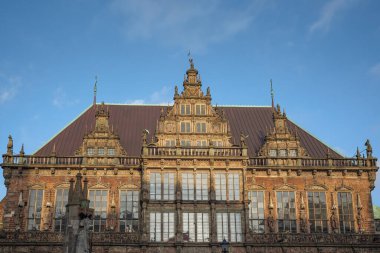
[240,132,248,147]
[365,139,372,158]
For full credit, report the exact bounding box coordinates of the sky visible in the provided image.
[0,0,379,205]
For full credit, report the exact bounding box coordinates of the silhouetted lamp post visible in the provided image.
[221,238,229,253]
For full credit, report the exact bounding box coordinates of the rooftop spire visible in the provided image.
[93,76,97,106]
[270,79,274,109]
[7,134,13,155]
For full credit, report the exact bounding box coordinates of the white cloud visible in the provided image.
[369,63,380,78]
[110,0,265,50]
[0,73,21,104]
[126,86,173,105]
[309,0,352,33]
[52,87,80,108]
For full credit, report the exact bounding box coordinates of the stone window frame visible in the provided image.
[54,187,69,232]
[149,211,176,242]
[215,172,241,201]
[275,190,297,233]
[149,171,176,201]
[119,189,139,233]
[182,212,210,242]
[196,122,207,133]
[336,190,355,234]
[26,186,44,231]
[180,104,191,115]
[307,191,328,233]
[88,187,109,233]
[248,190,265,233]
[180,121,191,133]
[195,104,206,115]
[216,212,242,242]
[181,171,209,201]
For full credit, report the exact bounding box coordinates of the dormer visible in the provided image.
[75,102,127,165]
[258,104,308,162]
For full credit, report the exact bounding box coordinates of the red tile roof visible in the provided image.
[34,104,342,158]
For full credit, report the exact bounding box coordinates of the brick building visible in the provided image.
[0,60,379,252]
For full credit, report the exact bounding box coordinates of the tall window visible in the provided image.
[277,191,296,233]
[120,190,139,232]
[216,213,242,242]
[182,173,208,201]
[180,104,191,115]
[54,188,69,232]
[27,189,43,230]
[215,174,226,200]
[150,172,175,200]
[195,104,206,115]
[228,174,240,201]
[181,122,191,133]
[337,192,355,233]
[248,191,265,233]
[150,212,175,242]
[215,173,240,201]
[107,148,115,155]
[196,122,206,133]
[183,213,209,242]
[308,192,328,233]
[89,189,108,232]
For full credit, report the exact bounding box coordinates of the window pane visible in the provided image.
[277,191,296,233]
[338,192,354,233]
[89,189,108,232]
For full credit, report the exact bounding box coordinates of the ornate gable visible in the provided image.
[258,104,308,159]
[75,102,127,165]
[153,59,233,148]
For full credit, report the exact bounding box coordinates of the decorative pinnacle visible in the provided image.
[20,144,25,156]
[93,76,98,106]
[270,79,274,109]
[188,50,194,69]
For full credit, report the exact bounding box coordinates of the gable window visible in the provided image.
[98,148,105,155]
[279,149,287,157]
[89,189,108,232]
[108,148,115,155]
[308,192,328,233]
[27,189,44,230]
[120,190,139,232]
[181,122,191,133]
[337,192,355,233]
[248,191,265,233]
[196,140,207,147]
[150,172,175,200]
[196,122,206,133]
[181,140,191,147]
[150,212,175,242]
[183,212,209,242]
[195,104,206,115]
[213,140,223,147]
[180,104,191,115]
[277,191,296,233]
[165,140,176,147]
[87,148,95,156]
[289,149,297,157]
[54,188,69,232]
[269,149,277,157]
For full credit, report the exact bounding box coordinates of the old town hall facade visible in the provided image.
[0,60,379,253]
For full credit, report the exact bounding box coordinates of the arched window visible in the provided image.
[27,188,44,230]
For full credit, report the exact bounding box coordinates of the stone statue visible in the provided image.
[240,132,248,147]
[330,211,338,233]
[267,214,275,233]
[365,139,373,157]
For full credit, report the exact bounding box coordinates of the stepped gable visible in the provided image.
[34,104,342,158]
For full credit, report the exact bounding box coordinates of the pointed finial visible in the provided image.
[270,79,274,109]
[356,147,361,159]
[326,147,331,159]
[174,85,179,97]
[276,104,281,113]
[283,108,286,117]
[51,143,56,156]
[206,87,210,96]
[93,76,98,106]
[20,144,25,156]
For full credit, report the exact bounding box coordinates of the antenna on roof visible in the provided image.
[93,76,98,106]
[270,79,274,110]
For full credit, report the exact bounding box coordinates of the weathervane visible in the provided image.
[188,50,194,68]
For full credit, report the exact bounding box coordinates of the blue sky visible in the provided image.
[0,0,379,205]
